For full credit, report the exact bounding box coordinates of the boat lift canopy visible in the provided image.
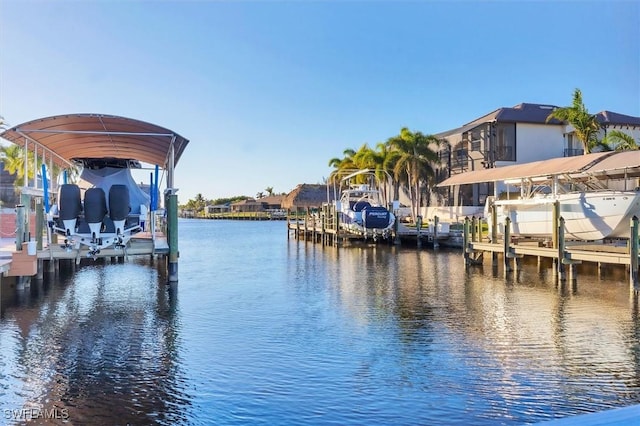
[437,151,640,187]
[0,113,189,171]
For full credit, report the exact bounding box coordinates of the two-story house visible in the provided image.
[432,103,640,213]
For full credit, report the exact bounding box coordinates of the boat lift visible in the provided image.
[0,114,189,282]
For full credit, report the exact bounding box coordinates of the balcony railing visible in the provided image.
[564,148,584,157]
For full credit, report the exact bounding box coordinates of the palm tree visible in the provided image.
[386,127,442,221]
[599,130,639,151]
[546,88,601,154]
[356,141,396,206]
[0,144,34,187]
[193,193,207,214]
[265,186,274,196]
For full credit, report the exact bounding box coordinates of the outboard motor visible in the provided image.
[84,187,107,240]
[58,184,82,236]
[109,184,130,235]
[362,206,391,229]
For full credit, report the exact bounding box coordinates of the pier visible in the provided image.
[286,204,455,248]
[287,203,640,293]
[461,213,640,292]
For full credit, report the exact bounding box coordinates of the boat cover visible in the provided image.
[80,167,149,215]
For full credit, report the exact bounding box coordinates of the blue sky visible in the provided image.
[1,0,638,203]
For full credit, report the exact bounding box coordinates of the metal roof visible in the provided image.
[433,104,640,140]
[0,113,189,168]
[436,151,640,187]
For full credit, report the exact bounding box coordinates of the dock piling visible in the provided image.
[504,217,511,273]
[631,216,639,292]
[167,192,179,283]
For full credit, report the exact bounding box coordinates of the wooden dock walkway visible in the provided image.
[0,231,169,280]
[286,205,453,248]
[286,205,640,292]
[461,215,640,292]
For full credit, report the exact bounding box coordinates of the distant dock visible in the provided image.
[286,204,458,248]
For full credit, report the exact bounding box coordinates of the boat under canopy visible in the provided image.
[0,113,190,255]
[437,151,640,241]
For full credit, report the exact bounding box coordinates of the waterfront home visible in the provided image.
[230,195,284,214]
[205,204,231,214]
[432,102,640,210]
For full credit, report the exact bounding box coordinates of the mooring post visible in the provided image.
[471,216,477,243]
[552,201,559,250]
[433,215,439,249]
[552,201,560,275]
[334,203,339,247]
[36,198,44,251]
[504,217,511,273]
[463,217,470,267]
[416,215,422,249]
[557,217,566,282]
[491,203,498,267]
[15,204,25,251]
[167,192,179,283]
[630,216,639,292]
[287,209,290,240]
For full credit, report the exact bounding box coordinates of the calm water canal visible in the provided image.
[1,219,640,425]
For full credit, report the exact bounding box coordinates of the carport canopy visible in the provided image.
[0,113,189,169]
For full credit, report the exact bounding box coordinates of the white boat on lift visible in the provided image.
[334,170,395,240]
[437,151,640,242]
[485,188,640,241]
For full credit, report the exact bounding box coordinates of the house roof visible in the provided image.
[596,111,640,128]
[231,198,261,206]
[282,183,333,209]
[436,151,640,187]
[260,195,284,205]
[468,103,562,126]
[435,103,563,139]
[0,113,189,168]
[434,103,640,139]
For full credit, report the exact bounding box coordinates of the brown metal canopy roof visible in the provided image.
[0,113,189,168]
[437,151,640,187]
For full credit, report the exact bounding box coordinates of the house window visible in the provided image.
[564,134,584,156]
[495,123,515,161]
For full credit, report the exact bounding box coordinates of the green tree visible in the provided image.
[386,127,442,221]
[599,130,639,151]
[0,144,34,187]
[546,88,601,154]
[265,186,274,196]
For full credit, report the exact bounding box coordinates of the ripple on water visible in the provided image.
[1,220,640,425]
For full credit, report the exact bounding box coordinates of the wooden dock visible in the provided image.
[287,204,640,291]
[286,204,456,248]
[461,215,640,292]
[0,231,169,282]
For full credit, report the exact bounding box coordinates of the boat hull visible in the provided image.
[489,191,640,240]
[339,208,396,238]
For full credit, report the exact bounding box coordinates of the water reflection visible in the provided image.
[1,220,640,425]
[290,242,640,423]
[0,259,188,425]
